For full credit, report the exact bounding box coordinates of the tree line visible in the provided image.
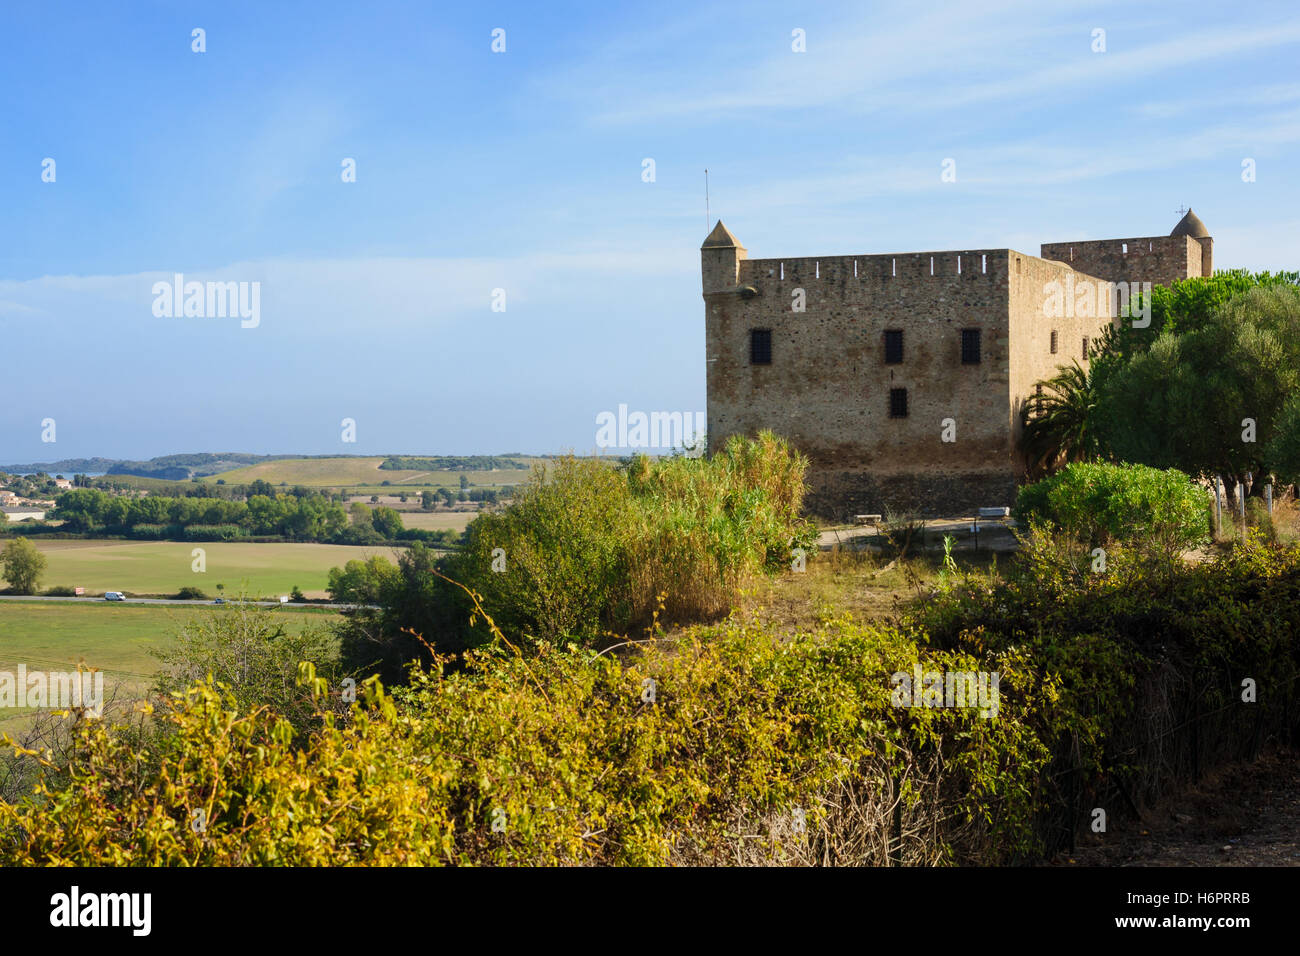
[49,487,454,546]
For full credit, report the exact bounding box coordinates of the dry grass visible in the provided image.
[736,545,1003,637]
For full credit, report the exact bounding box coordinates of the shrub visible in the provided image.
[0,537,46,594]
[0,617,1055,866]
[43,585,77,597]
[174,586,209,600]
[441,432,817,649]
[148,603,342,735]
[1013,461,1210,556]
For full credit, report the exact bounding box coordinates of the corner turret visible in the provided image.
[701,220,747,295]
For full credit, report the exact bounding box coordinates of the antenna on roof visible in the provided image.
[705,169,710,231]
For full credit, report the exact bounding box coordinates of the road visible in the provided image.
[0,595,367,610]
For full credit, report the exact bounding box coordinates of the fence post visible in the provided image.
[1266,483,1273,516]
[1214,477,1223,536]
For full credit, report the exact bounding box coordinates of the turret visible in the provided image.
[1170,208,1213,276]
[701,220,747,295]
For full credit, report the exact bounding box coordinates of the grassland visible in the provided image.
[28,540,405,598]
[0,601,337,731]
[204,456,538,489]
[393,510,477,532]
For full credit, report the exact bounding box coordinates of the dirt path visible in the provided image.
[1059,749,1300,866]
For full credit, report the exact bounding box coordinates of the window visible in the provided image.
[889,387,908,418]
[1050,329,1059,354]
[884,329,903,364]
[961,329,981,364]
[750,329,772,365]
[1082,336,1090,357]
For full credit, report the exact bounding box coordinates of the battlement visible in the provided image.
[1041,231,1212,289]
[738,249,1010,287]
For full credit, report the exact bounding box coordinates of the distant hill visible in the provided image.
[2,452,547,485]
[380,456,530,471]
[0,456,120,475]
[0,453,296,480]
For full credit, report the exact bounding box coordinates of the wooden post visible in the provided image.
[1214,477,1223,536]
[1237,482,1246,528]
[1266,483,1274,516]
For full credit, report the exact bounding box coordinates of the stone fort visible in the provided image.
[701,210,1214,518]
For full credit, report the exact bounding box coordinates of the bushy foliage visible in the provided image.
[326,555,400,604]
[8,536,1299,866]
[1019,361,1101,478]
[1013,462,1210,555]
[148,604,342,734]
[0,536,46,594]
[907,536,1300,798]
[51,487,358,543]
[1092,281,1300,491]
[0,616,1054,866]
[440,431,818,649]
[6,532,1300,866]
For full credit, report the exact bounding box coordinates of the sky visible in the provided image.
[1,0,1298,462]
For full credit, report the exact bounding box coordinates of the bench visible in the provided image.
[970,507,1011,534]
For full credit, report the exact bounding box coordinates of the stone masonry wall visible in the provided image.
[1039,234,1206,289]
[1007,253,1117,463]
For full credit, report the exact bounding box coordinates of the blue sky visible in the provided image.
[2,0,1298,462]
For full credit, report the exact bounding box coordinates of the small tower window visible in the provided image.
[884,330,904,364]
[750,329,772,365]
[1082,335,1090,357]
[961,329,981,364]
[889,388,909,418]
[1050,330,1059,354]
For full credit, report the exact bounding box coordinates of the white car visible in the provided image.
[104,591,126,601]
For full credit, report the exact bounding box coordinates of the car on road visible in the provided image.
[213,598,226,604]
[104,592,126,601]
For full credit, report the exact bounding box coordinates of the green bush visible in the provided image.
[174,586,209,600]
[147,603,342,735]
[1013,462,1210,555]
[441,431,817,648]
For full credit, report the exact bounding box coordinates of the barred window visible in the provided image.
[961,329,981,364]
[884,329,903,364]
[889,387,908,418]
[1050,329,1059,354]
[750,329,772,365]
[1082,335,1090,357]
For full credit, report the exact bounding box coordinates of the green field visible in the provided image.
[0,601,337,731]
[204,456,538,489]
[393,510,477,532]
[29,539,403,598]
